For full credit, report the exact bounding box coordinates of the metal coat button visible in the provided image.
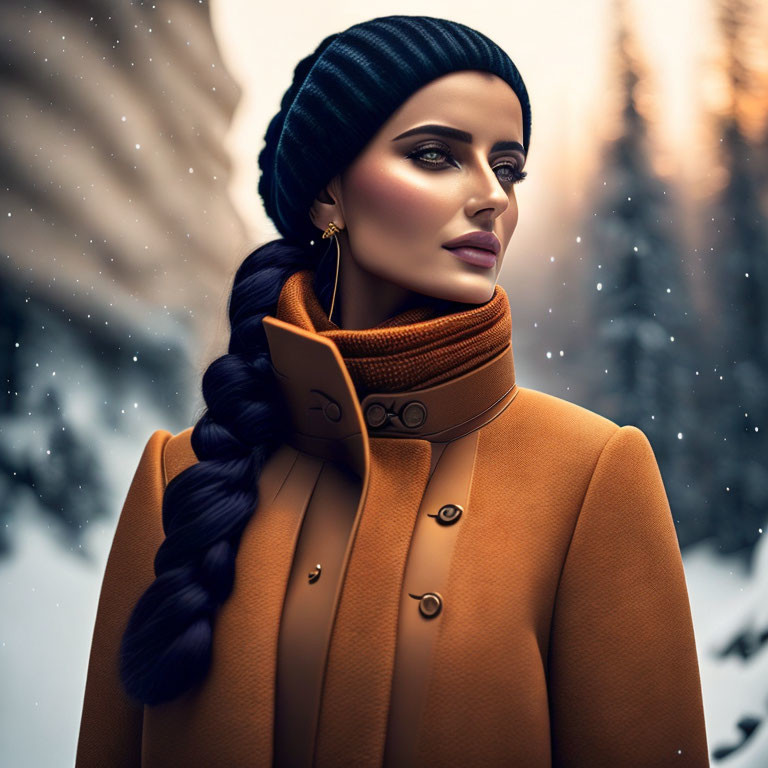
[401,401,427,428]
[418,592,443,618]
[436,503,463,525]
[365,403,388,428]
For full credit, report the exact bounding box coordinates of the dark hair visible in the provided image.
[118,238,336,705]
[119,13,532,706]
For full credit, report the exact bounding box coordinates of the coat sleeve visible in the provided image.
[75,429,172,768]
[547,425,709,767]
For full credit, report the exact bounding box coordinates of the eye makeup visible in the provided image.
[405,142,527,185]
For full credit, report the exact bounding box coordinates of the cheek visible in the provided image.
[500,197,519,241]
[341,158,452,237]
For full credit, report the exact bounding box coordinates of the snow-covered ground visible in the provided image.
[686,534,768,766]
[1,486,765,766]
[0,418,177,768]
[1,498,114,768]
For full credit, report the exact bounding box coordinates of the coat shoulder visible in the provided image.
[507,386,621,455]
[163,426,197,484]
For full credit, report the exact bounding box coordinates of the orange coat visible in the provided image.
[76,313,709,767]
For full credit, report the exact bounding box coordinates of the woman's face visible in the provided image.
[328,69,526,305]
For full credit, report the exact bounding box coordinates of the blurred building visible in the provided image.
[0,0,248,552]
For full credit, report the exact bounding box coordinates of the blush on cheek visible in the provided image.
[344,161,450,237]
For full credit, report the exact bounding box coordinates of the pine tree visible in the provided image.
[580,0,706,546]
[702,0,768,558]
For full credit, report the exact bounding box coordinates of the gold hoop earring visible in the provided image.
[322,221,342,323]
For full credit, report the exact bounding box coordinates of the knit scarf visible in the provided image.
[275,269,512,397]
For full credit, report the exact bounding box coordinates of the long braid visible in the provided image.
[119,239,321,706]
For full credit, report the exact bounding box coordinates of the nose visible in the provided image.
[464,161,510,222]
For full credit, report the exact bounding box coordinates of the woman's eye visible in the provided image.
[408,146,453,167]
[494,162,528,185]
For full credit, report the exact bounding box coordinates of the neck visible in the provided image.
[332,240,433,330]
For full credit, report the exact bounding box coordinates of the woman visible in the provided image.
[76,14,709,768]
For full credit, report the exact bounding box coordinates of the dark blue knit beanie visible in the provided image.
[257,14,532,247]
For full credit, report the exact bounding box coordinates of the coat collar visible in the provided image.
[262,315,518,477]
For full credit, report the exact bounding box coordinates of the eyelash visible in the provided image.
[406,143,528,185]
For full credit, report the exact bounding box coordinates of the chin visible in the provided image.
[452,281,497,305]
[408,271,497,306]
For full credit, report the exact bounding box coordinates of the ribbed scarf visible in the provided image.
[275,269,512,396]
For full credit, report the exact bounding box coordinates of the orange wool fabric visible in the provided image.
[76,292,710,765]
[275,269,512,394]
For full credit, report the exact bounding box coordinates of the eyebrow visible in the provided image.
[392,123,525,155]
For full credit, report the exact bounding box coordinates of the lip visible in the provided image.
[444,246,498,269]
[442,231,501,255]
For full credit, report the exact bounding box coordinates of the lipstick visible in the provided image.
[442,231,501,269]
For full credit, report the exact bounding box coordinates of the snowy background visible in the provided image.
[1,0,767,765]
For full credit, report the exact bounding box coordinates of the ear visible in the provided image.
[308,176,346,233]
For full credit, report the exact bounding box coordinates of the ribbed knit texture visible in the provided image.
[258,15,531,246]
[275,269,512,396]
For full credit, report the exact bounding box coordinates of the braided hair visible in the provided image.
[118,40,340,707]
